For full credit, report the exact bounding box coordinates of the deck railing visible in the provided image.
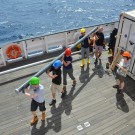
[0,21,118,68]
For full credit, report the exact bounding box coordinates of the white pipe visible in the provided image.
[0,57,53,76]
[0,51,81,76]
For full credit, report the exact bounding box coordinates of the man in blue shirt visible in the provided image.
[61,48,76,98]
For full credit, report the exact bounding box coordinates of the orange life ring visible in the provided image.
[6,44,22,59]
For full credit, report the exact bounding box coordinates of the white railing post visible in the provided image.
[40,37,46,53]
[44,36,48,53]
[65,32,68,48]
[0,48,6,66]
[22,41,28,59]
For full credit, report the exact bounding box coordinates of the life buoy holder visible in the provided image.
[6,44,22,59]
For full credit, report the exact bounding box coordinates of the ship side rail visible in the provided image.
[0,21,118,68]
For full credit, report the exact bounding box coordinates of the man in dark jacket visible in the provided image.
[94,27,104,65]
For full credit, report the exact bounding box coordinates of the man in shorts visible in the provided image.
[113,51,131,94]
[25,77,46,125]
[94,27,104,64]
[47,60,63,106]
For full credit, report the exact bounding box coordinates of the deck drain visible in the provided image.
[84,122,90,127]
[77,125,83,131]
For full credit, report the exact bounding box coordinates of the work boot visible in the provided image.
[61,90,67,98]
[49,99,56,106]
[41,112,46,121]
[80,59,85,67]
[87,58,90,64]
[31,116,38,125]
[72,80,76,86]
[113,85,119,89]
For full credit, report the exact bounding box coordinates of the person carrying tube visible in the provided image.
[47,60,62,106]
[113,51,131,94]
[25,77,46,125]
[94,27,104,65]
[90,33,97,58]
[79,28,91,67]
[61,48,76,98]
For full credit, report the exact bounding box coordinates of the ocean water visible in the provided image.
[0,0,135,46]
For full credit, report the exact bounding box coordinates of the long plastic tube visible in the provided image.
[15,27,98,93]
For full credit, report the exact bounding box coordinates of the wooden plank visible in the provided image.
[86,109,135,135]
[110,48,122,70]
[113,125,135,135]
[104,113,135,135]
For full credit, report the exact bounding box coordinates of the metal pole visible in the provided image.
[15,27,98,93]
[0,51,81,76]
[0,58,53,76]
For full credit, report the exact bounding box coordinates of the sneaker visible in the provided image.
[49,99,56,106]
[61,91,67,98]
[113,85,119,89]
[31,116,38,125]
[41,112,46,121]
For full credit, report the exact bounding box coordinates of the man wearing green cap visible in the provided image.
[25,77,46,125]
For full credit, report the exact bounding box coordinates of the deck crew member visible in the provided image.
[94,27,104,64]
[113,51,131,94]
[47,60,62,106]
[61,48,76,98]
[79,28,91,67]
[25,77,46,125]
[108,28,118,63]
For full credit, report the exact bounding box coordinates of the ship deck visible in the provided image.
[0,50,135,135]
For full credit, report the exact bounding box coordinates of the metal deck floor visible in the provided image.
[0,51,135,135]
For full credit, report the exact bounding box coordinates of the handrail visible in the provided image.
[0,22,116,67]
[0,51,82,76]
[0,21,117,47]
[0,57,54,76]
[0,36,109,76]
[15,27,98,93]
